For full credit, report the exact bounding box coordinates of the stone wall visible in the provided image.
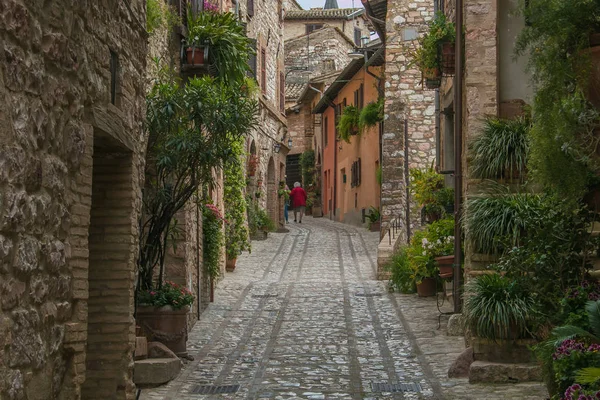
[382,0,436,237]
[284,15,369,43]
[0,1,147,399]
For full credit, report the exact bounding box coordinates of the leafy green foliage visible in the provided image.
[337,106,360,143]
[464,274,538,341]
[515,0,600,200]
[137,280,195,309]
[202,204,223,280]
[300,150,315,186]
[464,188,544,254]
[469,116,530,181]
[139,71,257,291]
[358,100,383,131]
[186,11,254,85]
[534,300,600,396]
[410,12,455,71]
[224,137,251,260]
[146,0,179,34]
[492,196,596,317]
[247,200,276,234]
[366,206,380,224]
[386,247,417,294]
[410,167,454,220]
[407,217,455,283]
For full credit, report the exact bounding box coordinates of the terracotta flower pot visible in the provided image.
[416,277,437,297]
[136,305,189,356]
[370,220,381,232]
[226,257,237,272]
[441,42,456,75]
[423,68,442,89]
[436,255,455,279]
[186,46,206,65]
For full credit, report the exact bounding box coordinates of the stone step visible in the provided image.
[134,358,182,386]
[135,336,148,360]
[469,361,542,384]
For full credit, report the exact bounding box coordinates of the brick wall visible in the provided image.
[0,0,147,398]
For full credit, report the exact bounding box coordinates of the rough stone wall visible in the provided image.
[382,0,436,237]
[285,27,354,84]
[462,0,498,280]
[0,0,147,399]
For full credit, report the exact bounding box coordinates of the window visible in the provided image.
[247,0,254,17]
[354,27,361,46]
[279,72,285,113]
[260,47,266,94]
[324,116,328,146]
[350,158,362,187]
[353,84,364,109]
[306,24,323,34]
[110,51,119,106]
[248,39,257,78]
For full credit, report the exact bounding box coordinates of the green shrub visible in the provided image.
[410,167,454,220]
[386,248,416,294]
[300,150,315,186]
[464,274,538,341]
[137,281,194,309]
[410,12,455,72]
[469,116,530,181]
[366,206,380,228]
[224,137,250,260]
[203,203,224,280]
[337,106,360,143]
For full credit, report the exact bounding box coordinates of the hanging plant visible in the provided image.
[359,99,383,131]
[337,106,360,143]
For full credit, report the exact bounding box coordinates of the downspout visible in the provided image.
[309,85,325,214]
[453,0,464,314]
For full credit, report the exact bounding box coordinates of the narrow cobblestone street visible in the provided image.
[140,219,547,400]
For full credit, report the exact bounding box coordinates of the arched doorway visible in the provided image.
[267,157,277,224]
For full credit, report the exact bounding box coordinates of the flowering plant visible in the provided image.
[562,383,600,400]
[406,217,455,283]
[137,281,194,309]
[560,281,600,330]
[203,0,219,12]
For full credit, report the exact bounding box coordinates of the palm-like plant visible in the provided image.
[469,116,530,181]
[551,300,600,344]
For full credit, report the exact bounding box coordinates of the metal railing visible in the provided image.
[386,217,401,246]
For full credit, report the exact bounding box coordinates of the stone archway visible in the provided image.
[267,157,277,224]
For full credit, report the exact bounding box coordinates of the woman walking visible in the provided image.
[289,182,307,223]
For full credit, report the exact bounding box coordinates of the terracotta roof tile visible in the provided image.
[285,8,363,20]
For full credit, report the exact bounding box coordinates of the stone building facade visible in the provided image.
[363,0,436,238]
[284,7,369,45]
[239,0,289,228]
[0,0,148,399]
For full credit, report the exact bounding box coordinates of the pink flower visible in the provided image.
[150,291,156,296]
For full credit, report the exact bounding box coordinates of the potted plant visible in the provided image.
[247,201,275,240]
[407,217,455,297]
[366,206,381,232]
[136,281,195,356]
[410,12,456,88]
[184,10,253,84]
[225,137,251,272]
[410,166,454,223]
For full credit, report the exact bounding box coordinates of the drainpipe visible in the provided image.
[453,0,464,314]
[309,85,325,213]
[434,0,441,170]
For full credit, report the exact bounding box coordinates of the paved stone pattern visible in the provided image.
[140,219,547,399]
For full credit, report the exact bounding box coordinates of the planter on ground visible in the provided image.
[226,257,237,272]
[312,205,323,217]
[416,277,437,297]
[136,305,189,356]
[250,230,268,241]
[370,220,381,232]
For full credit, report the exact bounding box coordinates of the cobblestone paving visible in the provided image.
[140,218,548,400]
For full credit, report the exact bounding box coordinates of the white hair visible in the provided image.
[294,182,301,188]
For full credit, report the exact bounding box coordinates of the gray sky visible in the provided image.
[296,0,364,9]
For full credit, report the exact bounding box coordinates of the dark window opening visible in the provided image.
[248,39,257,78]
[110,51,119,106]
[306,24,323,34]
[248,0,254,17]
[260,48,266,94]
[354,27,361,46]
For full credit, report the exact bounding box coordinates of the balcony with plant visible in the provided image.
[409,12,456,89]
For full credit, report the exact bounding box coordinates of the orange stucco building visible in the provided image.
[314,48,383,226]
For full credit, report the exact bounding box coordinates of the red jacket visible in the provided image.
[289,187,307,208]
